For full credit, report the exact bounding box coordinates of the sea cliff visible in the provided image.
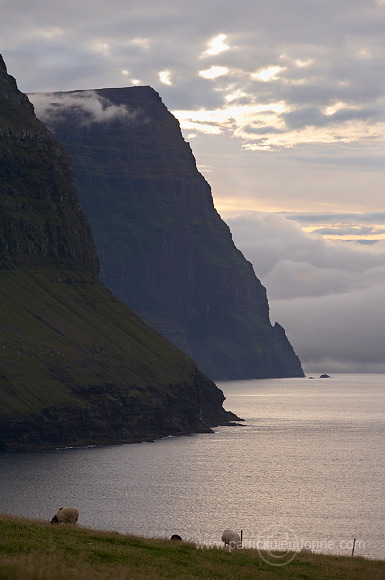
[32,86,304,380]
[0,55,237,451]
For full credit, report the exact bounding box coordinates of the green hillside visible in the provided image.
[0,266,229,450]
[0,515,383,580]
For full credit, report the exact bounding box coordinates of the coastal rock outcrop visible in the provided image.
[31,86,304,380]
[0,54,238,451]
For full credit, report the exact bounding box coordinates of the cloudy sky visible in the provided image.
[2,0,384,373]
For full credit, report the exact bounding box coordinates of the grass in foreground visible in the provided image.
[0,514,384,580]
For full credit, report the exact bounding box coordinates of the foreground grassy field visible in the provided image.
[0,515,384,580]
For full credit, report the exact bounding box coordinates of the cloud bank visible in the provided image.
[225,212,385,373]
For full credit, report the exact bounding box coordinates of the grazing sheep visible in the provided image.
[171,534,182,541]
[51,506,79,525]
[221,529,241,550]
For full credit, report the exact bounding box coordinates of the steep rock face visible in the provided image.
[0,62,98,273]
[0,55,237,451]
[33,86,304,379]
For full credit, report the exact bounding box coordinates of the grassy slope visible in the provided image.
[0,265,199,419]
[0,268,194,414]
[0,514,384,580]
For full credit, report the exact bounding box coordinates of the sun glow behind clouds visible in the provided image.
[174,49,385,151]
[201,34,230,57]
[174,94,385,151]
[199,66,229,79]
[251,66,285,82]
[159,70,172,85]
[175,34,385,153]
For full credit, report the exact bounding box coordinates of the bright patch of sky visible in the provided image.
[201,34,230,57]
[199,66,229,79]
[251,65,285,82]
[159,70,172,85]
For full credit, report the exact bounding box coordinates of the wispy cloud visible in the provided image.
[30,91,140,127]
[279,212,385,241]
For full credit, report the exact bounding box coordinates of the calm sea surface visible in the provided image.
[0,374,384,559]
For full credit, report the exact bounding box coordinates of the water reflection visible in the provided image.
[0,374,384,559]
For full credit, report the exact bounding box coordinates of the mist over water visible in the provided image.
[0,374,384,560]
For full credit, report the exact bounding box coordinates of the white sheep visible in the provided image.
[51,506,79,525]
[221,529,241,550]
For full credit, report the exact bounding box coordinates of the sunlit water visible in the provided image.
[0,374,384,559]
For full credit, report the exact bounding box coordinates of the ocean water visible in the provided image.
[0,373,384,560]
